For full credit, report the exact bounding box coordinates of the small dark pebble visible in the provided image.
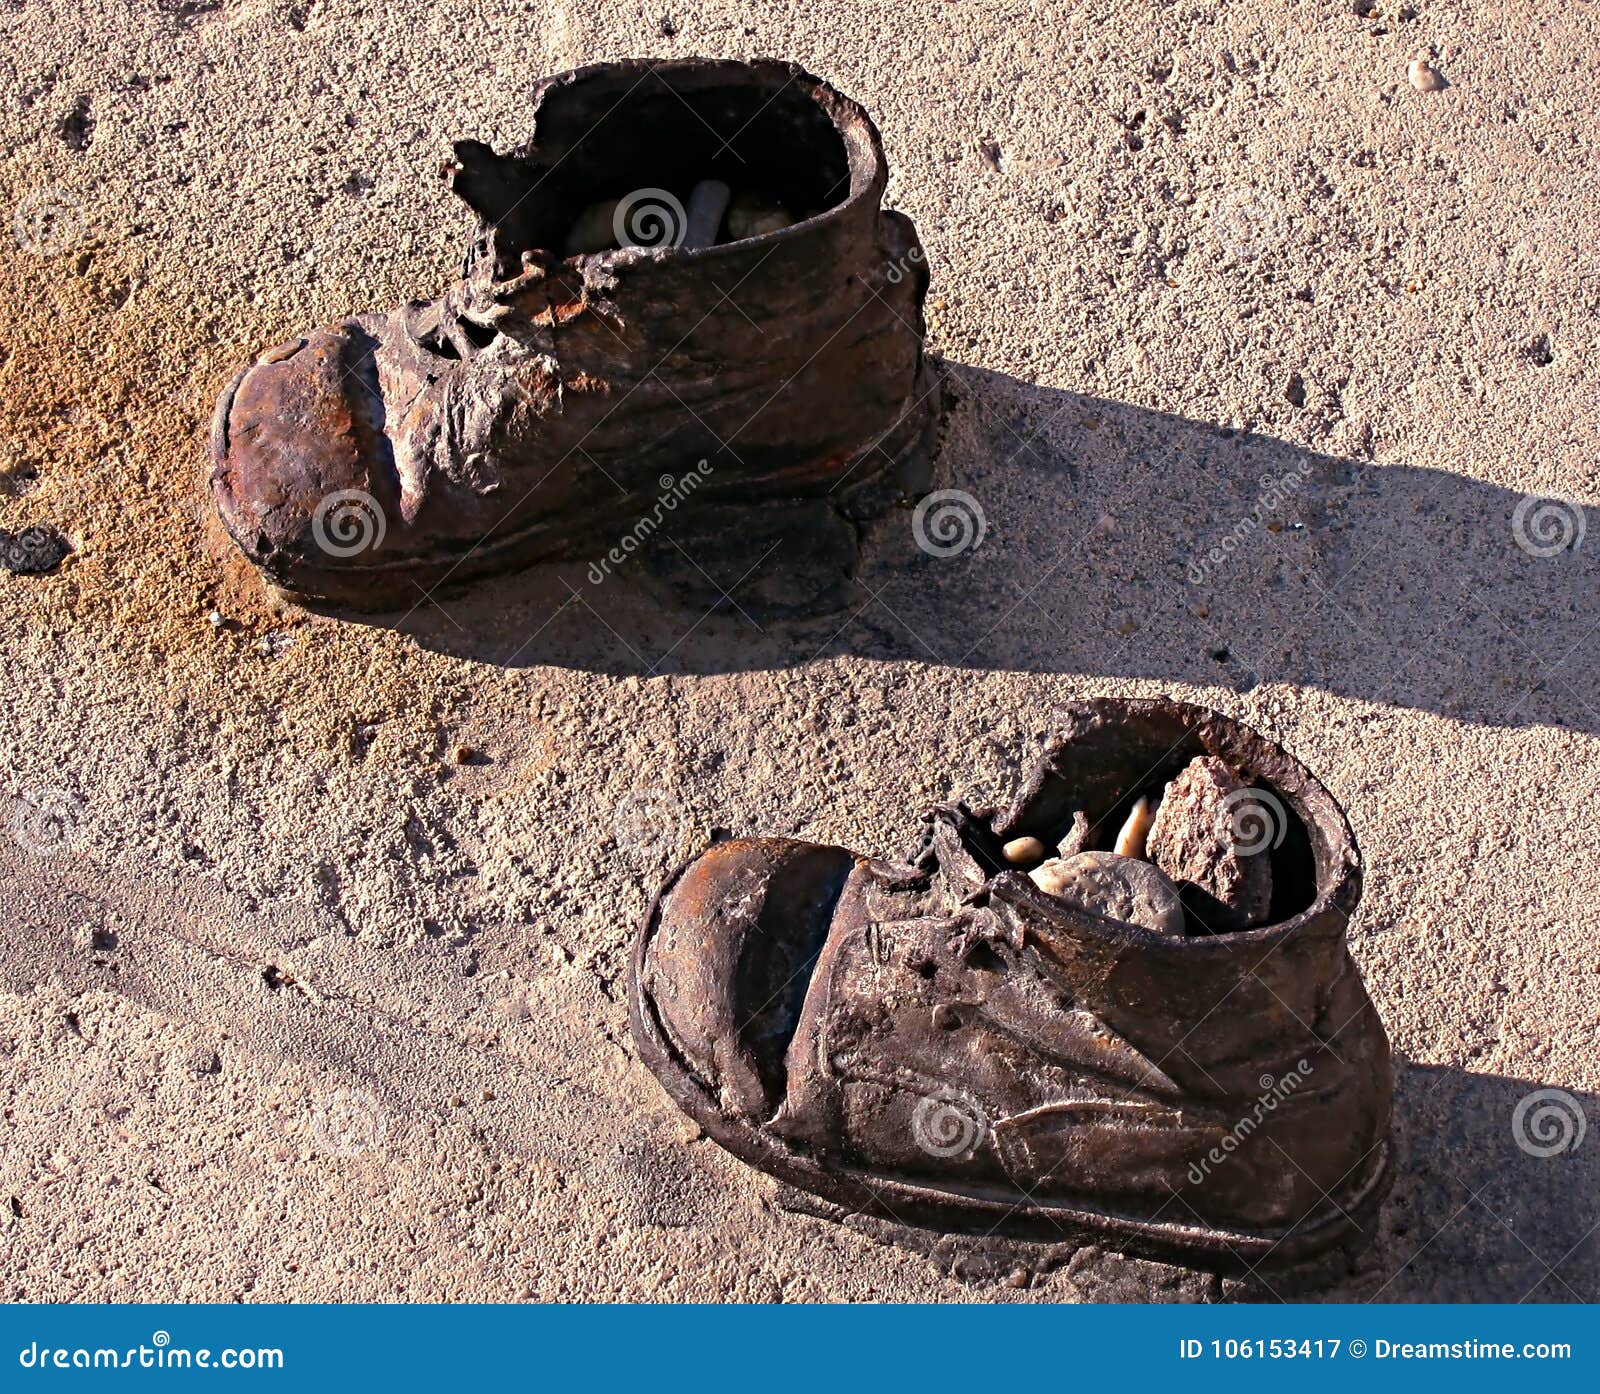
[0,525,71,575]
[57,94,93,151]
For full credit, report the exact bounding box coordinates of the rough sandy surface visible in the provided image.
[1,0,1597,1302]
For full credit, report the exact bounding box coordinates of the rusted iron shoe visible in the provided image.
[210,59,937,609]
[630,698,1393,1272]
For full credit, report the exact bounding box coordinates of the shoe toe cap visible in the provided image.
[640,838,856,1120]
[210,327,389,575]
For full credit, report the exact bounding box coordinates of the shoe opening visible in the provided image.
[451,69,855,264]
[993,706,1326,935]
[731,849,854,1103]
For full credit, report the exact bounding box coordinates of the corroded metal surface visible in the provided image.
[209,59,936,609]
[631,697,1395,1272]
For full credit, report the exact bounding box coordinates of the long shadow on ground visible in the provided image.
[362,360,1596,734]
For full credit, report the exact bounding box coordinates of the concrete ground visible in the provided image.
[0,0,1596,1302]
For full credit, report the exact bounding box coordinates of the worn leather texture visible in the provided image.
[632,698,1394,1267]
[210,59,936,607]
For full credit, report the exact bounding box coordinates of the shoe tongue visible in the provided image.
[925,804,1006,899]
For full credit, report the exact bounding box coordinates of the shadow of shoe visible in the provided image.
[1327,1063,1598,1302]
[331,357,1595,734]
[847,363,1598,734]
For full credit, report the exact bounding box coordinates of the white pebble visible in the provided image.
[1029,851,1186,935]
[1112,796,1156,859]
[726,191,795,241]
[564,199,622,256]
[684,180,732,249]
[1001,836,1046,866]
[1408,60,1446,92]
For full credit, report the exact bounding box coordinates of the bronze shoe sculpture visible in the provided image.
[210,59,937,610]
[630,698,1393,1273]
